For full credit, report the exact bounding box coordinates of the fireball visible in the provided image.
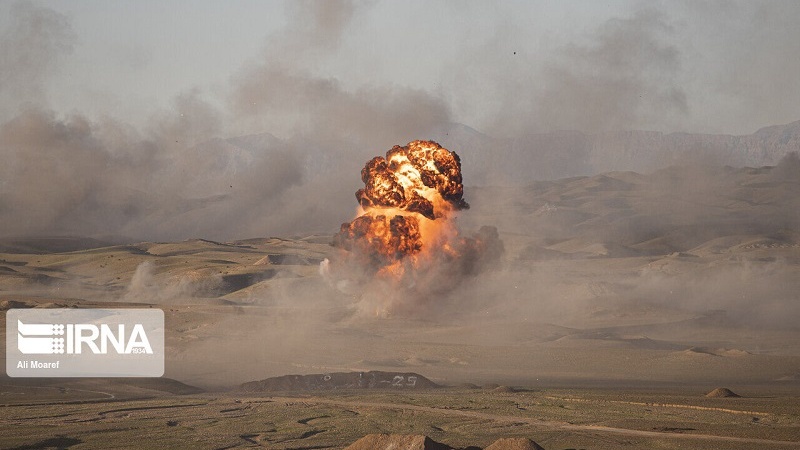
[333,140,469,277]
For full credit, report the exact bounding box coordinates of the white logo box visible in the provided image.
[6,308,164,377]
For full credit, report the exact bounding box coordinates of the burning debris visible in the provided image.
[327,140,503,314]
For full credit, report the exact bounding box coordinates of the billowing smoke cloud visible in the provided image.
[0,1,75,120]
[231,69,451,149]
[224,0,455,240]
[0,0,452,241]
[456,6,687,139]
[228,0,451,146]
[532,8,687,135]
[457,2,800,138]
[0,100,304,241]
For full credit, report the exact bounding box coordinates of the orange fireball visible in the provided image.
[334,140,469,274]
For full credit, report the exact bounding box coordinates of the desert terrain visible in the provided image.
[1,162,799,448]
[4,1,800,448]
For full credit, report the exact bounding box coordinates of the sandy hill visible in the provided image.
[485,438,545,450]
[0,374,202,404]
[345,434,545,450]
[705,387,741,398]
[466,161,800,259]
[345,434,455,450]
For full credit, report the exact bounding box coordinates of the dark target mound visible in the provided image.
[705,387,741,398]
[239,371,440,392]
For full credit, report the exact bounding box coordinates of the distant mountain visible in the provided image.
[429,121,800,184]
[590,120,800,173]
[198,120,800,188]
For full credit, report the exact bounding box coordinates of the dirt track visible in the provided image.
[271,396,800,448]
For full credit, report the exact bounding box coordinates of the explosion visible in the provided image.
[333,140,470,276]
[327,140,503,316]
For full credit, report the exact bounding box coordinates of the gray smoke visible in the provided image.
[533,8,687,135]
[0,1,75,120]
[228,0,451,146]
[0,0,451,241]
[1,1,799,243]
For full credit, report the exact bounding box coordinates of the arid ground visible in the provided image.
[2,165,799,449]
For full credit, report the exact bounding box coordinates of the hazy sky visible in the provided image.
[3,0,800,137]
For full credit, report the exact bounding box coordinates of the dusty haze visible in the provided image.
[1,1,799,241]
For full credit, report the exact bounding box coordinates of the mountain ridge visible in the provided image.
[204,120,800,186]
